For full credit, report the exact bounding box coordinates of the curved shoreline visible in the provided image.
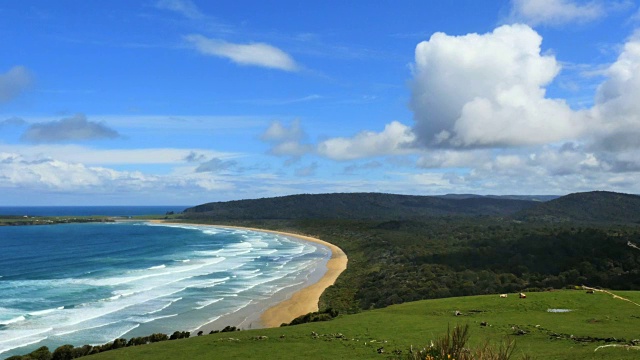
[149,221,347,328]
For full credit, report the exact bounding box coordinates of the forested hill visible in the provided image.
[514,191,640,224]
[182,193,538,220]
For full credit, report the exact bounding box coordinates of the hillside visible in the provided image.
[514,191,640,224]
[437,194,559,202]
[179,191,640,312]
[183,193,538,220]
[77,290,640,360]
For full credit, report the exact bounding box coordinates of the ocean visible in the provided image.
[0,220,330,358]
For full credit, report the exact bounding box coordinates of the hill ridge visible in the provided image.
[514,190,640,223]
[183,192,538,220]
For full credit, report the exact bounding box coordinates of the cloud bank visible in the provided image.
[310,23,640,195]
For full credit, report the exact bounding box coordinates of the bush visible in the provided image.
[51,345,74,360]
[403,324,530,360]
[9,346,53,360]
[281,308,339,326]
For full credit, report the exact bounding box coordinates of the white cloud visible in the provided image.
[410,24,583,148]
[509,0,605,26]
[0,144,235,166]
[417,150,491,169]
[0,152,235,196]
[317,121,416,160]
[409,172,457,189]
[269,141,314,157]
[260,120,313,157]
[0,66,32,103]
[260,119,304,142]
[155,0,203,19]
[0,152,148,191]
[185,34,298,71]
[590,33,640,150]
[310,24,640,196]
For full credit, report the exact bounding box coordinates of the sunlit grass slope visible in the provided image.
[88,290,640,360]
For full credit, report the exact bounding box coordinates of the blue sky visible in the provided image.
[2,0,640,205]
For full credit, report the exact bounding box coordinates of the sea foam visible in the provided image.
[0,222,329,358]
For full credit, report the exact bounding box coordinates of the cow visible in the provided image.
[500,294,508,298]
[519,293,526,299]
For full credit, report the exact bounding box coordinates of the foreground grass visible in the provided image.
[86,290,639,360]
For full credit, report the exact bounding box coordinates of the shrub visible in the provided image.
[51,344,74,360]
[403,324,530,360]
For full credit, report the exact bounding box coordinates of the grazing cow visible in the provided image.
[519,293,526,299]
[500,294,508,298]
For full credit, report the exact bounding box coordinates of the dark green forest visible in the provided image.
[195,218,640,313]
[180,191,640,314]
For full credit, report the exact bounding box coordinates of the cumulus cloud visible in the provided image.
[260,119,305,142]
[260,120,313,157]
[185,34,298,71]
[195,157,238,173]
[417,150,492,169]
[21,114,120,143]
[315,22,640,190]
[0,66,32,103]
[155,0,203,19]
[589,33,640,151]
[410,24,582,148]
[317,121,416,160]
[269,141,314,157]
[0,152,146,191]
[0,152,237,198]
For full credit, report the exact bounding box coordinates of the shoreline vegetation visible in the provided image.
[0,216,115,226]
[148,220,348,330]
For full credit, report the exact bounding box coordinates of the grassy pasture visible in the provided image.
[87,290,640,359]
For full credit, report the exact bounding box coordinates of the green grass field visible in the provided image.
[86,290,640,359]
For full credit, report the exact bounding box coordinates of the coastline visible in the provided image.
[148,221,347,330]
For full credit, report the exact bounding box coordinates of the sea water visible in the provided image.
[0,222,330,358]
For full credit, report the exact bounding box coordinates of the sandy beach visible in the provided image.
[149,221,347,329]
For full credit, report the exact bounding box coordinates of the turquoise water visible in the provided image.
[0,222,330,358]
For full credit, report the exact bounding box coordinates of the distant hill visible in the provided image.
[514,191,640,224]
[437,194,559,202]
[183,193,537,220]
